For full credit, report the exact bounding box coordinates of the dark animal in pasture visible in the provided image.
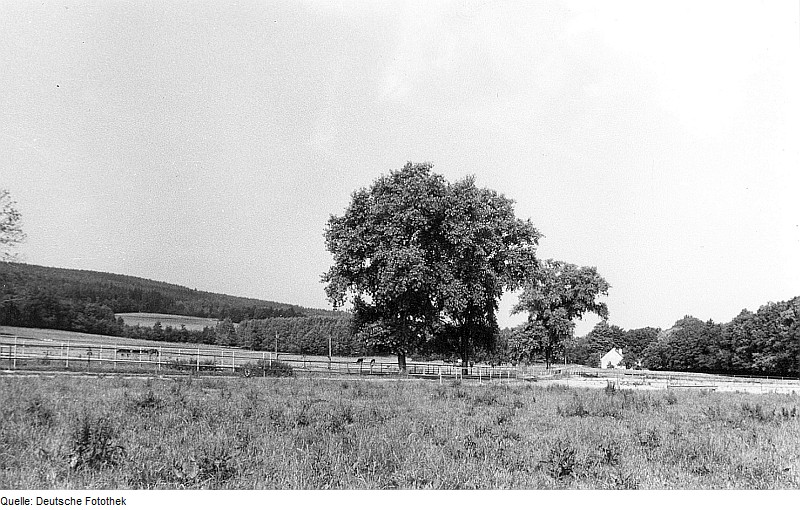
[116,348,159,359]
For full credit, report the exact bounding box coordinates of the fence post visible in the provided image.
[196,348,200,373]
[158,349,162,374]
[232,351,236,373]
[13,336,17,370]
[114,344,117,369]
[439,365,442,385]
[66,341,70,369]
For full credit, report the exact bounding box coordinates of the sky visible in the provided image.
[2,0,799,336]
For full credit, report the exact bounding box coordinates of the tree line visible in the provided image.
[504,295,799,377]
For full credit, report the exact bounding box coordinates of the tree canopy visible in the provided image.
[512,259,610,367]
[322,162,540,371]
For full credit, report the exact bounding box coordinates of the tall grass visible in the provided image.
[1,376,799,489]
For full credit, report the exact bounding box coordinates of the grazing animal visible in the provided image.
[116,348,158,359]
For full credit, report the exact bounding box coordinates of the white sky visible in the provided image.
[2,0,799,335]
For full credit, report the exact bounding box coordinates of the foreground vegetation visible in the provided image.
[2,375,799,489]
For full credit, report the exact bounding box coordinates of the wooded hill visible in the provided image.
[0,262,352,348]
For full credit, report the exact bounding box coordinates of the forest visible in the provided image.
[0,262,351,349]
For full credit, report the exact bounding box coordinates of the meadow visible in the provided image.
[1,374,799,489]
[114,313,221,332]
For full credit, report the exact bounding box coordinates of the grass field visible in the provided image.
[1,374,799,489]
[114,313,221,331]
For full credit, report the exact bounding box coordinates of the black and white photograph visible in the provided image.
[1,0,799,496]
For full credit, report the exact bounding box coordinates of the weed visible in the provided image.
[472,390,501,406]
[605,381,617,395]
[557,394,589,417]
[609,468,639,489]
[194,445,237,485]
[24,395,55,428]
[701,403,724,421]
[68,413,125,470]
[175,445,237,487]
[740,402,778,423]
[635,427,661,449]
[130,388,163,411]
[545,438,577,479]
[596,437,622,467]
[494,408,515,426]
[325,403,356,433]
[665,391,678,405]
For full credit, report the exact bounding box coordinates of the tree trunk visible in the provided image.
[397,352,407,374]
[461,337,469,376]
[545,344,552,369]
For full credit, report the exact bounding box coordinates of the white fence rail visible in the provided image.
[0,334,522,380]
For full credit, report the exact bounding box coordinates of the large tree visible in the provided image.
[435,176,541,373]
[322,162,540,372]
[1,189,26,261]
[322,163,450,372]
[512,259,610,368]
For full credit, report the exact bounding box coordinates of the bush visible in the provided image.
[237,359,293,377]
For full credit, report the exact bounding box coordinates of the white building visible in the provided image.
[600,348,624,369]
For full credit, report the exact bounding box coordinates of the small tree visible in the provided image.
[215,317,238,346]
[1,189,26,261]
[513,259,610,368]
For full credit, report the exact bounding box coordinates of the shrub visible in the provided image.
[237,359,293,377]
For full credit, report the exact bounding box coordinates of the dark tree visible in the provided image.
[436,177,541,374]
[323,163,449,371]
[323,162,540,372]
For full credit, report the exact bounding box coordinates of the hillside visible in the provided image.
[0,262,345,327]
